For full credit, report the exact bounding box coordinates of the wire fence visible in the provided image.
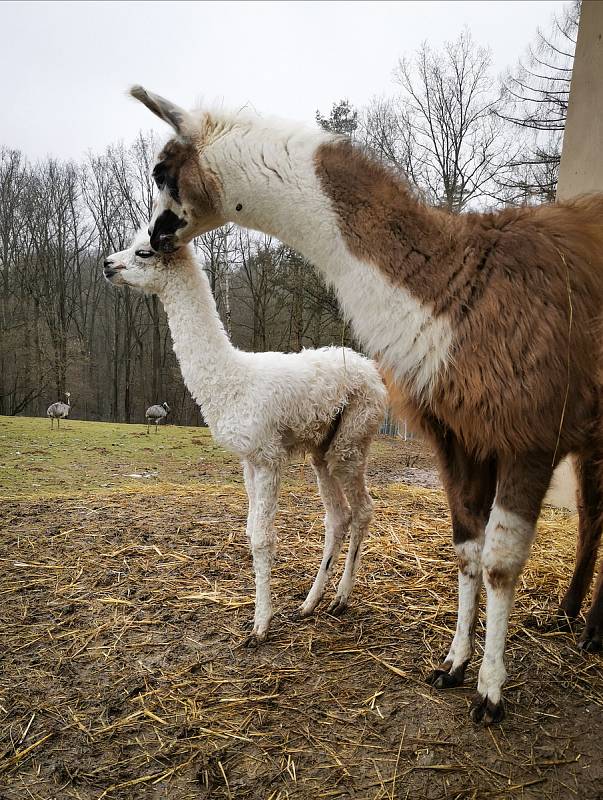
[379,410,415,440]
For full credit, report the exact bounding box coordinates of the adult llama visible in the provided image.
[130,86,603,725]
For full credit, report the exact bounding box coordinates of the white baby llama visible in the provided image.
[103,230,386,644]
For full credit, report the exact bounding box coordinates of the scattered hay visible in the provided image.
[1,478,602,799]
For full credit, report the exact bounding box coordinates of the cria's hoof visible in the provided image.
[469,694,505,726]
[425,666,464,690]
[578,629,602,653]
[295,605,316,620]
[327,597,348,616]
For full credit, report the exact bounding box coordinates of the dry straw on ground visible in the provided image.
[2,477,603,799]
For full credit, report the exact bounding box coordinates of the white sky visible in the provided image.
[1,0,567,161]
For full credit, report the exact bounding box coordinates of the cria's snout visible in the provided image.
[103,260,125,282]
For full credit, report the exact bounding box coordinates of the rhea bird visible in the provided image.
[47,392,71,429]
[145,401,170,433]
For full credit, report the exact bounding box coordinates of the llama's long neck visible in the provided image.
[210,128,455,398]
[158,255,241,427]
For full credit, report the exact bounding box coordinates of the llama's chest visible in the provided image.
[325,254,454,400]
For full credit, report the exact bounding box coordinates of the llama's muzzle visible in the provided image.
[149,209,186,251]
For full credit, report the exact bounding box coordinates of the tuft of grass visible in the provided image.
[0,415,239,500]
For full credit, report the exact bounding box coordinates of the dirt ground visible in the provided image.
[1,420,603,799]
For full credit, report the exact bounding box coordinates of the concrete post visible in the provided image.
[545,2,603,510]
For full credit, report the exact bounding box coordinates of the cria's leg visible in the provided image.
[425,429,496,690]
[469,455,552,725]
[244,463,280,646]
[298,454,351,617]
[328,458,373,616]
[242,460,257,545]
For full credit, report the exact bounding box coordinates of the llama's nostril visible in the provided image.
[104,268,117,278]
[103,260,113,269]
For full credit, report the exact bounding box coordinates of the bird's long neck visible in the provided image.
[158,254,240,426]
[211,129,455,398]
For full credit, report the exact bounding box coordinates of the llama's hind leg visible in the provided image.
[553,452,603,644]
[298,453,351,617]
[426,429,496,690]
[581,570,603,652]
[327,456,373,616]
[470,454,552,725]
[576,445,603,652]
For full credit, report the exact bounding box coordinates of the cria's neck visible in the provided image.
[158,256,241,425]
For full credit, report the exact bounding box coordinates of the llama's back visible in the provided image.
[434,194,603,459]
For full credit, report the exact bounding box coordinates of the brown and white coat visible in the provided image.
[130,86,603,725]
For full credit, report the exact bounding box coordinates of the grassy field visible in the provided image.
[0,416,237,500]
[1,415,603,799]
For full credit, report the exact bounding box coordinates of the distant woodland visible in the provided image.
[0,5,578,424]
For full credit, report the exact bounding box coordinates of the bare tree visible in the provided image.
[498,1,579,202]
[392,30,514,210]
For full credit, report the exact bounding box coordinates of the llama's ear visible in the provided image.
[129,85,191,134]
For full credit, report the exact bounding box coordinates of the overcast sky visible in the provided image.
[1,0,567,161]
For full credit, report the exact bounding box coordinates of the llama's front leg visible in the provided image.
[427,536,484,689]
[298,455,350,617]
[328,464,373,615]
[470,456,552,725]
[244,463,280,646]
[426,437,495,690]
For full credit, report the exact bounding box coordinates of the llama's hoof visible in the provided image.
[578,628,602,653]
[469,693,506,726]
[425,664,465,690]
[327,597,348,616]
[241,630,267,648]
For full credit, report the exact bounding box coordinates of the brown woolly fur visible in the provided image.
[318,141,603,463]
[325,135,603,650]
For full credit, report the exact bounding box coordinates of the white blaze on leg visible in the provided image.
[249,465,280,641]
[478,504,535,706]
[446,538,484,672]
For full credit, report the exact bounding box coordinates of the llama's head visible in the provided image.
[103,227,177,295]
[130,86,226,251]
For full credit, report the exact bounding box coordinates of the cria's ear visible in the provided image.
[129,85,191,134]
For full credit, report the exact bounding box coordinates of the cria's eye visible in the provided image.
[135,249,154,259]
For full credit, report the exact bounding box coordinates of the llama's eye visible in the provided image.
[135,249,154,259]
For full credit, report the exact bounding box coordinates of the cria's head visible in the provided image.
[130,86,225,252]
[103,227,172,295]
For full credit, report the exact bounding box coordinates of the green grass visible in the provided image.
[0,415,240,500]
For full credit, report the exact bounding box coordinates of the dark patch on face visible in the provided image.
[150,209,187,252]
[153,161,181,203]
[152,138,196,203]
